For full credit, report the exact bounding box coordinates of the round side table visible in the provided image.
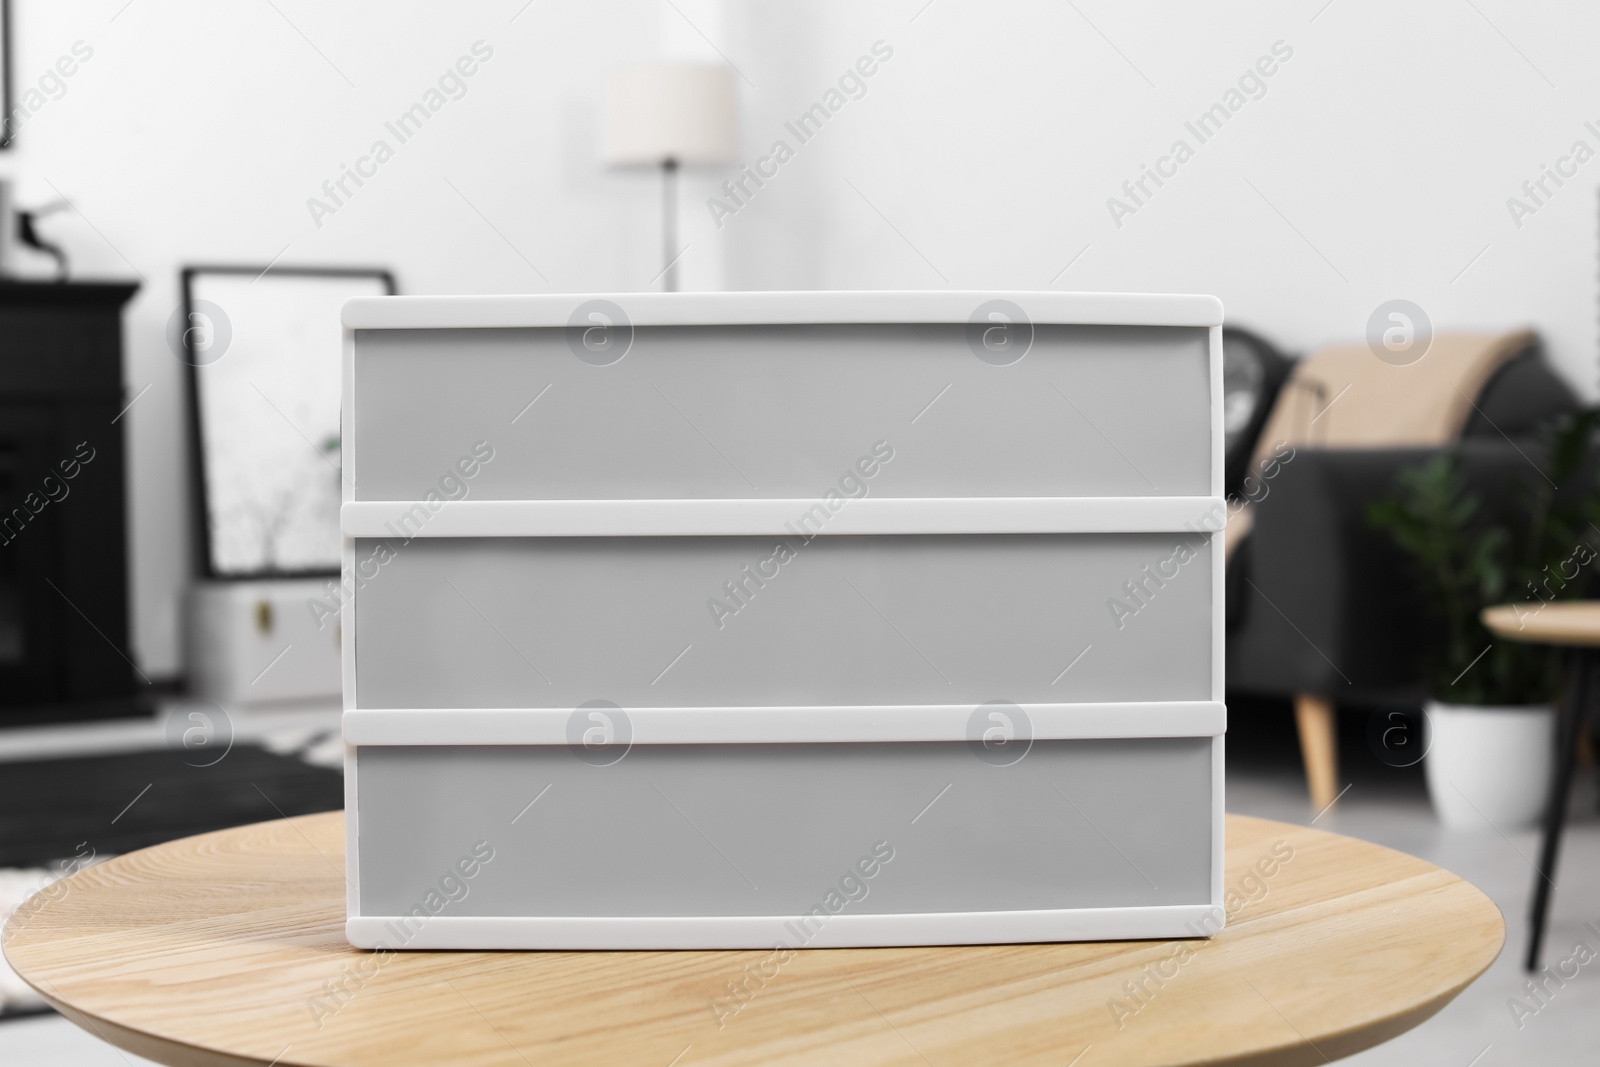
[3,811,1502,1066]
[1482,600,1600,970]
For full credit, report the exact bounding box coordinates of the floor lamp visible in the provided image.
[605,65,737,292]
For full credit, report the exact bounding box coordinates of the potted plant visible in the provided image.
[1368,412,1598,828]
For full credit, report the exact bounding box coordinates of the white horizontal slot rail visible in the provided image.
[342,290,1223,330]
[343,702,1226,746]
[346,903,1222,951]
[341,496,1226,538]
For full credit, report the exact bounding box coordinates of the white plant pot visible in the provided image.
[1424,702,1555,830]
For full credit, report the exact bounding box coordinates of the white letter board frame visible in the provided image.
[338,290,1226,950]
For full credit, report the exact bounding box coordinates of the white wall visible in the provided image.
[4,0,1596,675]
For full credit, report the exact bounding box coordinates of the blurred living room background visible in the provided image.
[2,1,1600,1064]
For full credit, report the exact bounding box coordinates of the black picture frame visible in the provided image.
[182,265,397,582]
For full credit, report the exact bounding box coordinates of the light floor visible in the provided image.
[0,706,1595,1066]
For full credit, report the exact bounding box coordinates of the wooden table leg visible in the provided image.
[1526,648,1592,971]
[1295,693,1340,812]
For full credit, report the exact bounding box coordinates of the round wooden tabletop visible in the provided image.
[3,811,1502,1067]
[1483,601,1600,647]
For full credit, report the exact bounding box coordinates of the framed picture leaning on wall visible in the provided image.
[182,266,395,580]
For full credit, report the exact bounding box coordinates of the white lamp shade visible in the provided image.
[604,64,738,166]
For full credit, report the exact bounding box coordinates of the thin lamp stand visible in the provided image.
[661,157,680,293]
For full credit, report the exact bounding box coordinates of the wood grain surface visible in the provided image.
[2,812,1503,1067]
[1483,601,1600,648]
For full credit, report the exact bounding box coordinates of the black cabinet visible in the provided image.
[0,281,140,722]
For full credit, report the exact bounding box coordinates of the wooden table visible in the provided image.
[3,812,1502,1067]
[1482,600,1600,971]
